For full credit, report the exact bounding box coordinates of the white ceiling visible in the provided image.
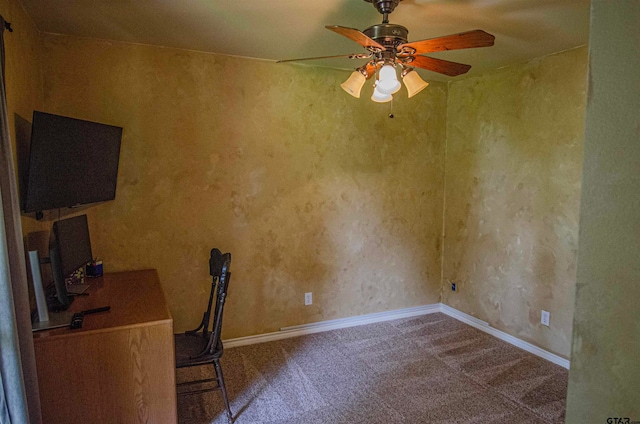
[19,0,591,81]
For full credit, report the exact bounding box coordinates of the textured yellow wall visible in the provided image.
[443,47,587,358]
[0,0,53,236]
[566,2,640,420]
[37,34,447,337]
[1,0,42,146]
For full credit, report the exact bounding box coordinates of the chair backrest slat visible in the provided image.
[199,248,223,335]
[204,250,231,354]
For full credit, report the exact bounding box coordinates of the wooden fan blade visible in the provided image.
[277,53,370,63]
[399,30,495,55]
[409,55,471,77]
[326,25,386,51]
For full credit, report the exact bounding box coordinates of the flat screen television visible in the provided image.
[22,111,123,213]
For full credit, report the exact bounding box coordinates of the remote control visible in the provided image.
[70,313,84,329]
[69,306,111,330]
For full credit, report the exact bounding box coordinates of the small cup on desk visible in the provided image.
[86,260,103,278]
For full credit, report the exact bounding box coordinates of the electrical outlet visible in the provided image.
[451,282,457,291]
[304,292,312,306]
[541,310,550,326]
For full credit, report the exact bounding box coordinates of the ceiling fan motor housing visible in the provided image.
[364,24,408,50]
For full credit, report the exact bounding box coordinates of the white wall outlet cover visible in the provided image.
[541,310,550,326]
[305,292,312,305]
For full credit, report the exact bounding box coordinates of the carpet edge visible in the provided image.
[440,304,571,370]
[223,303,571,370]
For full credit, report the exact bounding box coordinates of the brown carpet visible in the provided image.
[177,312,568,424]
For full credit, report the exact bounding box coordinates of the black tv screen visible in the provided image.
[53,214,93,277]
[23,111,123,212]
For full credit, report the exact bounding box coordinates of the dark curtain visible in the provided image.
[0,14,41,424]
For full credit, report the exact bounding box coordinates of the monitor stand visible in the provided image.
[32,311,75,332]
[49,244,71,307]
[28,250,49,322]
[28,250,77,332]
[46,292,74,312]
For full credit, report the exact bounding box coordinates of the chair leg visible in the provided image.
[213,359,233,422]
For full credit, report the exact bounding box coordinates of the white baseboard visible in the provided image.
[440,304,570,369]
[223,304,440,348]
[223,303,571,370]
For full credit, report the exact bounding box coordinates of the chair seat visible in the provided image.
[175,332,223,368]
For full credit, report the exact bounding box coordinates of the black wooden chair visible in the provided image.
[174,248,233,422]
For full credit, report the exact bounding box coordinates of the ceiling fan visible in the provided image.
[278,0,495,102]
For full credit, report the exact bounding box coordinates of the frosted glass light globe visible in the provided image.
[371,86,393,103]
[340,71,367,98]
[402,70,429,98]
[377,64,401,95]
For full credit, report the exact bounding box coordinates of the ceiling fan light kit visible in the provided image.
[371,85,393,103]
[402,68,429,98]
[340,69,368,98]
[279,0,495,104]
[376,64,402,95]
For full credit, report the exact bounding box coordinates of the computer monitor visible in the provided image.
[49,214,93,309]
[54,214,93,276]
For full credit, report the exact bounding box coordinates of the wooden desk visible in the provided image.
[32,270,177,424]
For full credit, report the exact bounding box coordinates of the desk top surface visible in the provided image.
[32,269,172,340]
